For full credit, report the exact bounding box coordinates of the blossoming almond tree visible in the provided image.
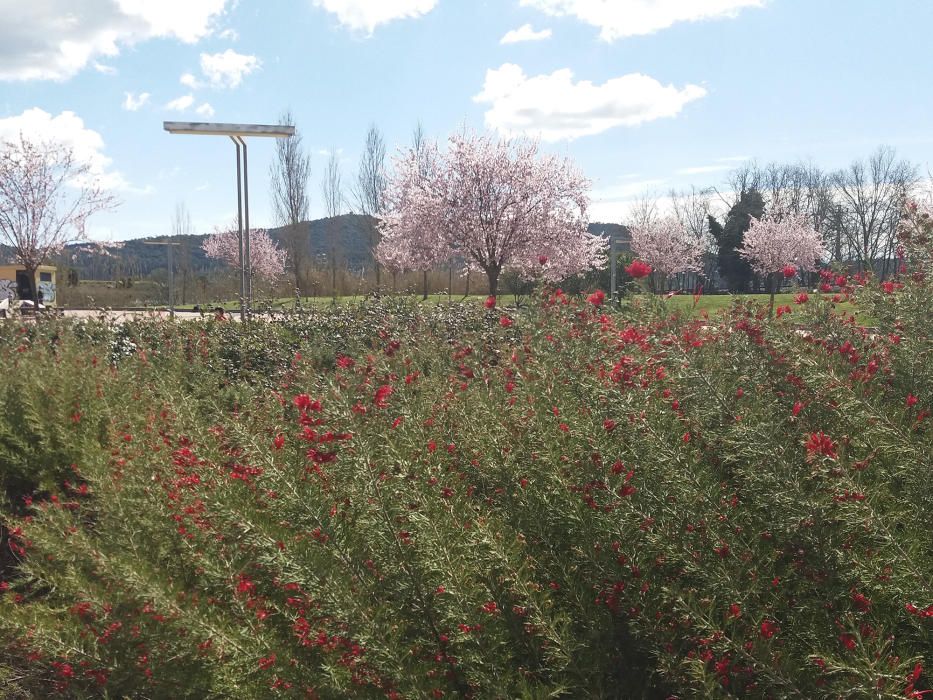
[0,135,116,304]
[628,217,707,293]
[739,212,828,312]
[377,131,606,302]
[202,226,287,284]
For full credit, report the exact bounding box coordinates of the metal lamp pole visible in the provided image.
[143,239,181,318]
[163,122,295,321]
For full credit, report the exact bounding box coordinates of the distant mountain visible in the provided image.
[267,214,378,271]
[45,215,628,279]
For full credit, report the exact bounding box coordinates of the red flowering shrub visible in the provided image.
[624,259,653,279]
[0,253,931,698]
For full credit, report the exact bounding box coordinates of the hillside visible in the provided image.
[3,216,628,280]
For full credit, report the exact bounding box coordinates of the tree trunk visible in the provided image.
[24,265,38,310]
[769,273,777,316]
[331,255,337,304]
[463,270,470,299]
[422,270,428,301]
[486,267,500,299]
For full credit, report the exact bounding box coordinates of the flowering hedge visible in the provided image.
[0,265,931,697]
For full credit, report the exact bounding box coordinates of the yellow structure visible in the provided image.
[0,264,58,306]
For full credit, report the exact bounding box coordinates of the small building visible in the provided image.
[0,265,58,306]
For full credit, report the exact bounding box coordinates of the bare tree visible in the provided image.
[411,121,433,300]
[628,190,660,229]
[172,202,194,305]
[321,149,344,302]
[670,186,715,289]
[0,134,116,304]
[270,110,311,295]
[832,147,916,275]
[353,124,387,289]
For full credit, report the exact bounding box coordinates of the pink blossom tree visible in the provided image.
[0,134,117,303]
[628,216,707,292]
[377,131,606,301]
[202,226,287,284]
[739,212,828,312]
[377,138,446,293]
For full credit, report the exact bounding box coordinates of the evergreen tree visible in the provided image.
[710,189,764,291]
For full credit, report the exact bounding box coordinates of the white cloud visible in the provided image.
[122,92,150,111]
[196,102,216,117]
[474,63,706,141]
[199,49,260,88]
[180,72,201,89]
[94,62,117,75]
[500,24,553,44]
[0,108,129,190]
[166,94,195,111]
[218,28,239,40]
[312,0,438,34]
[520,0,764,41]
[0,0,230,81]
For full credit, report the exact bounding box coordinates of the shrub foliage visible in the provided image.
[0,253,931,697]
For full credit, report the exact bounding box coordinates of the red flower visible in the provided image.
[484,296,496,309]
[851,591,872,612]
[794,293,809,304]
[836,274,848,287]
[293,394,322,412]
[760,619,778,639]
[373,384,394,409]
[625,260,653,279]
[792,401,805,417]
[905,602,933,618]
[481,601,498,614]
[258,654,276,670]
[587,289,606,307]
[805,431,837,460]
[273,434,285,450]
[839,633,857,650]
[882,281,895,294]
[538,254,548,266]
[776,305,792,317]
[728,603,741,619]
[782,265,797,278]
[603,419,617,432]
[907,394,919,408]
[499,316,513,328]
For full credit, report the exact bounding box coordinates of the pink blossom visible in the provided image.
[202,226,286,281]
[377,131,606,296]
[740,212,828,277]
[629,217,706,280]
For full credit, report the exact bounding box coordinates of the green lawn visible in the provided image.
[660,292,872,324]
[174,291,870,324]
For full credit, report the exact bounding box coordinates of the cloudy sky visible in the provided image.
[1,0,931,240]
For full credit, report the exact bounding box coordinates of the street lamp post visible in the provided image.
[163,122,295,320]
[143,239,182,318]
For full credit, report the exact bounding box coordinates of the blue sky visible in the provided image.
[2,0,932,241]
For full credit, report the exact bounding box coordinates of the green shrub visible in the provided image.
[0,267,930,697]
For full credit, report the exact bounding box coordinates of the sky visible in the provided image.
[1,0,932,241]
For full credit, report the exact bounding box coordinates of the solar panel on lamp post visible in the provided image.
[163,122,295,320]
